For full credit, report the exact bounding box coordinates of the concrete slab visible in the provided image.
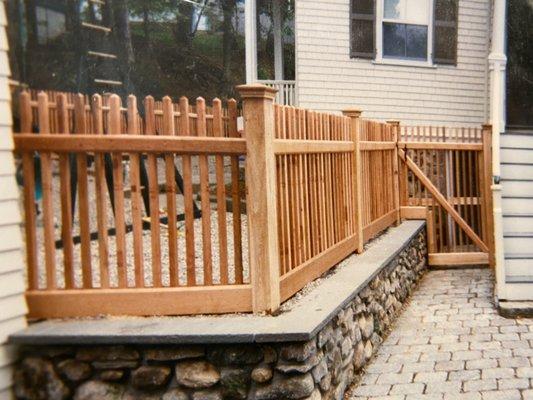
[10,221,425,345]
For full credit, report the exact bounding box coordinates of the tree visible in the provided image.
[112,0,136,95]
[221,0,237,92]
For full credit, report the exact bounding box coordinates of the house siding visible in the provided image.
[295,0,492,126]
[0,1,27,399]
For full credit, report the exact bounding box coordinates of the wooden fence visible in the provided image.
[13,85,493,318]
[16,90,249,317]
[398,125,494,267]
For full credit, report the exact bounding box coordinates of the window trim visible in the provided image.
[375,0,435,67]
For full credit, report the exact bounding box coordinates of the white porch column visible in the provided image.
[489,0,507,299]
[245,0,258,83]
[273,0,284,81]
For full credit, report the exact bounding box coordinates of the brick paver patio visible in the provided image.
[347,269,533,400]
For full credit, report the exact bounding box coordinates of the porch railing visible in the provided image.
[257,79,297,106]
[13,85,493,318]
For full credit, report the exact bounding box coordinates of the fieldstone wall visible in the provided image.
[13,229,426,400]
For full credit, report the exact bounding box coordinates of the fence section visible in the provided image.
[359,119,399,242]
[16,91,250,317]
[271,106,359,301]
[14,85,494,317]
[398,125,494,266]
[237,89,400,304]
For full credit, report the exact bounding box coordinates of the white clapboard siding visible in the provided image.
[502,197,533,215]
[505,258,533,278]
[500,133,533,149]
[502,181,533,198]
[295,0,491,125]
[504,235,533,255]
[501,148,533,164]
[0,1,27,398]
[501,164,533,181]
[500,133,533,293]
[502,214,533,234]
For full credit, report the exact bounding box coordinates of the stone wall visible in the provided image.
[13,229,427,400]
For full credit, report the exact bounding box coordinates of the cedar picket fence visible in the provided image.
[13,85,494,318]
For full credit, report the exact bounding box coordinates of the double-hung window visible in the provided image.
[350,0,458,66]
[380,0,430,61]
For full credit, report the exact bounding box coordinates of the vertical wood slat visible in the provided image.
[196,97,213,285]
[57,94,75,288]
[179,97,196,286]
[161,97,177,288]
[108,95,127,287]
[213,98,229,284]
[144,96,162,284]
[74,95,92,288]
[127,95,145,287]
[91,95,110,288]
[274,106,286,275]
[37,92,57,289]
[20,91,39,290]
[228,99,243,283]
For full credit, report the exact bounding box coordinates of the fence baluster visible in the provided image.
[74,94,92,288]
[37,92,57,289]
[179,97,196,286]
[144,96,162,284]
[91,95,110,288]
[108,94,127,287]
[127,95,145,287]
[213,99,229,284]
[196,97,213,285]
[228,99,243,283]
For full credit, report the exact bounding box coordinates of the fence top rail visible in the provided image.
[13,134,247,155]
[398,141,483,151]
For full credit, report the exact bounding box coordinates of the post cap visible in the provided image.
[386,120,401,126]
[342,108,362,118]
[482,123,492,130]
[236,84,278,100]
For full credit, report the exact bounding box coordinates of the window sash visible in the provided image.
[376,0,434,64]
[383,2,429,24]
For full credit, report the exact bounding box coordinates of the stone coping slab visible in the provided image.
[10,221,425,345]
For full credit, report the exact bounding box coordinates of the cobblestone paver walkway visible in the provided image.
[347,269,533,400]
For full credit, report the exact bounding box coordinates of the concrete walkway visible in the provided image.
[347,269,533,400]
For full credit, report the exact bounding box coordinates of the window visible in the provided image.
[36,6,66,45]
[350,0,458,65]
[382,0,429,60]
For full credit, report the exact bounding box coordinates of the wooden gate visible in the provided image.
[397,125,494,267]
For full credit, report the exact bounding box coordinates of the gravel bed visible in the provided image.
[26,156,249,289]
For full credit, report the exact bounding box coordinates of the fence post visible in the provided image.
[482,123,495,267]
[342,108,364,253]
[237,84,281,313]
[387,120,401,225]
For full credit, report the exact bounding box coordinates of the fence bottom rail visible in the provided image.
[26,285,253,318]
